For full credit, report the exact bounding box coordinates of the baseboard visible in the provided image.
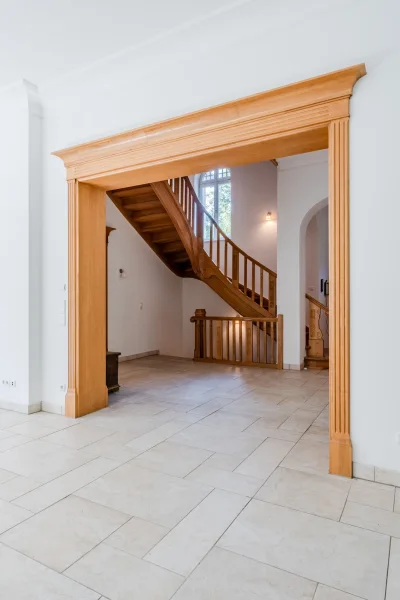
[41,402,65,415]
[353,461,400,486]
[118,350,159,362]
[0,399,42,414]
[283,362,304,371]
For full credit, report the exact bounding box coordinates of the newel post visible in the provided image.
[329,117,352,477]
[193,309,206,359]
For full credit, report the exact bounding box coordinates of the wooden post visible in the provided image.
[194,309,206,359]
[277,315,284,369]
[329,117,352,477]
[269,275,277,316]
[245,322,252,362]
[308,304,324,358]
[105,227,115,352]
[232,248,239,288]
[215,320,223,360]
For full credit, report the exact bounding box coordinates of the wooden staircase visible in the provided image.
[108,177,277,320]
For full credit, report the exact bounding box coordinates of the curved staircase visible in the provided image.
[108,176,277,320]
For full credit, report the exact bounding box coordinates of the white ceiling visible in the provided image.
[0,0,249,88]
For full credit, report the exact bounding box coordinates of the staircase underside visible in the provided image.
[108,180,274,320]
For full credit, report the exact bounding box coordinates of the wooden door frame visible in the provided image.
[54,63,366,476]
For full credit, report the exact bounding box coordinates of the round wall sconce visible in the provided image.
[266,212,272,221]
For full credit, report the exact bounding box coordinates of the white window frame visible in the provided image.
[199,168,231,236]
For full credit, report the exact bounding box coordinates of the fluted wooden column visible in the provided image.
[329,117,352,477]
[66,180,108,418]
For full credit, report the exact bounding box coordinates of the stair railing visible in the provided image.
[190,309,283,368]
[305,293,329,358]
[168,177,277,315]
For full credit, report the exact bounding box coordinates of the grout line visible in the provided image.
[384,536,392,599]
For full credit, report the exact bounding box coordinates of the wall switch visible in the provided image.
[60,384,66,392]
[10,381,16,387]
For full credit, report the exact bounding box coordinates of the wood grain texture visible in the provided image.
[329,117,352,477]
[53,65,365,190]
[66,181,108,417]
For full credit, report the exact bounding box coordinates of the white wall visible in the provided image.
[4,0,397,469]
[0,81,42,413]
[277,151,328,369]
[106,200,183,359]
[231,162,277,271]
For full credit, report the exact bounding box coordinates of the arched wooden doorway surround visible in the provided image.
[54,63,366,477]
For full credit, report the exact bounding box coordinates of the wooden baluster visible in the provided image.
[216,320,222,360]
[251,262,256,301]
[233,317,237,362]
[217,228,220,269]
[277,314,283,369]
[244,258,248,297]
[239,319,243,362]
[204,318,208,359]
[232,247,239,288]
[271,320,275,364]
[227,319,230,361]
[308,303,324,357]
[196,202,204,248]
[269,275,277,316]
[246,322,252,363]
[256,321,260,363]
[260,269,264,309]
[193,309,206,359]
[210,320,214,360]
[224,240,228,276]
[263,321,267,364]
[209,221,213,262]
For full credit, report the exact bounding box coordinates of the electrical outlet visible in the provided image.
[10,381,16,387]
[60,384,66,392]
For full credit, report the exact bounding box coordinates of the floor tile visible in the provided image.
[0,498,32,534]
[279,409,320,433]
[1,495,130,572]
[301,425,329,444]
[395,488,400,513]
[348,479,395,511]
[198,410,258,432]
[243,420,302,442]
[314,584,363,599]
[218,499,389,600]
[235,438,294,479]
[170,423,263,457]
[0,430,15,440]
[44,424,114,449]
[0,543,99,599]
[81,435,144,464]
[0,439,94,483]
[65,543,183,600]
[0,410,30,429]
[256,467,350,520]
[132,441,212,477]
[0,468,17,484]
[0,434,33,451]
[203,452,245,472]
[341,501,400,537]
[280,439,329,475]
[76,462,211,528]
[14,457,119,513]
[0,475,41,501]
[187,464,263,497]
[29,412,76,430]
[6,421,60,439]
[146,489,249,576]
[125,420,190,453]
[386,537,400,600]
[188,396,236,418]
[173,547,316,599]
[375,467,400,487]
[105,516,169,558]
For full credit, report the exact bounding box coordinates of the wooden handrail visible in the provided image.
[305,293,329,315]
[168,176,277,315]
[191,310,283,369]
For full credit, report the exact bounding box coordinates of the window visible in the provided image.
[199,168,232,237]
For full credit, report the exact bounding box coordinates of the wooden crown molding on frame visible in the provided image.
[54,64,365,190]
[55,63,366,477]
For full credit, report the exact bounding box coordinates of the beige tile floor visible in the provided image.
[0,355,398,599]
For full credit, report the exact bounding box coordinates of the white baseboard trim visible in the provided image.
[353,461,400,486]
[118,350,159,362]
[0,399,42,414]
[41,402,65,416]
[283,362,304,371]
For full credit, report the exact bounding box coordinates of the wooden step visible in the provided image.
[152,230,180,243]
[124,200,161,211]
